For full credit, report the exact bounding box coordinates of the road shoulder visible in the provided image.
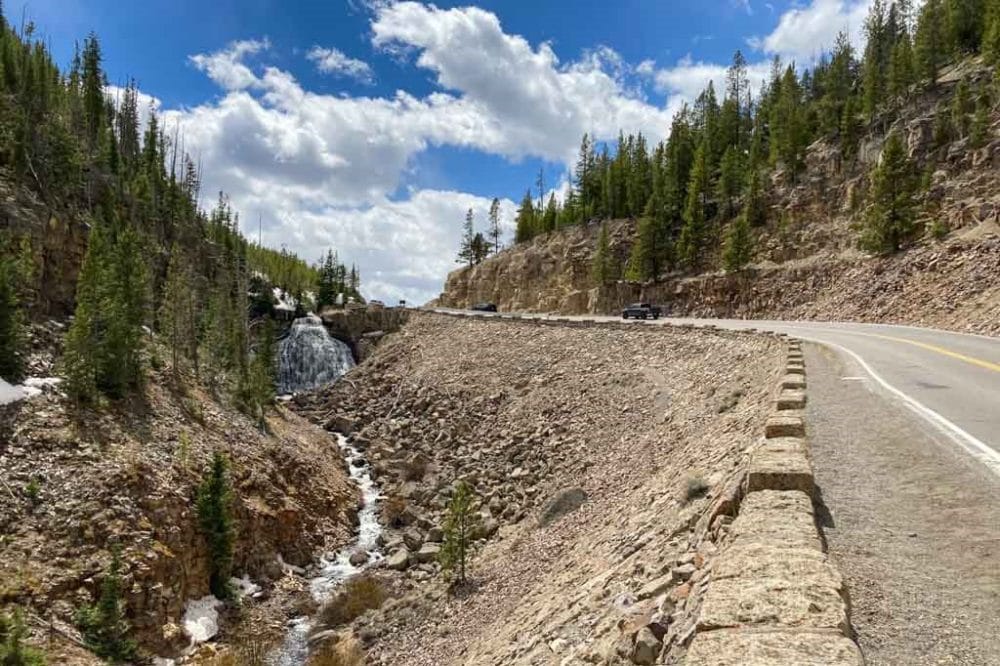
[805,343,1000,665]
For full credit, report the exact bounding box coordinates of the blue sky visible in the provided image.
[8,0,873,303]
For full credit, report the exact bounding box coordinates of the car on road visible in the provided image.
[622,302,661,319]
[471,303,498,312]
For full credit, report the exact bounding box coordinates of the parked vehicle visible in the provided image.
[621,302,661,319]
[471,303,498,312]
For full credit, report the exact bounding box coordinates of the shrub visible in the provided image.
[439,481,475,586]
[309,637,365,666]
[197,451,235,600]
[382,495,408,528]
[24,478,41,507]
[315,574,385,629]
[684,475,709,503]
[75,549,137,663]
[0,607,46,665]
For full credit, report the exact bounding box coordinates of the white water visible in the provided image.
[269,434,384,665]
[277,315,355,394]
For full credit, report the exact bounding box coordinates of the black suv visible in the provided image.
[621,302,661,319]
[471,303,498,312]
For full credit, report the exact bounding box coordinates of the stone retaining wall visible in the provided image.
[684,338,863,665]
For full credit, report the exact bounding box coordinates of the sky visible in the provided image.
[9,0,874,304]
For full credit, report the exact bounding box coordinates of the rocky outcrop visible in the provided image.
[319,306,410,361]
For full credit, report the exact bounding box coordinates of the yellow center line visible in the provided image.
[863,333,1000,373]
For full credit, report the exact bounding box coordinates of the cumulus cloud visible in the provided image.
[651,55,771,119]
[188,38,269,91]
[306,46,374,83]
[370,2,673,163]
[754,0,872,62]
[162,4,679,303]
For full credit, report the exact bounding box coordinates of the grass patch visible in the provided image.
[684,475,709,503]
[315,574,385,630]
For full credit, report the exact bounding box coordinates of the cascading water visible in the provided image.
[278,315,356,394]
[269,435,384,666]
[269,315,382,665]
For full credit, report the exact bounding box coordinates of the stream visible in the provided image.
[269,316,384,665]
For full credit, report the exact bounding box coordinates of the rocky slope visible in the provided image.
[0,326,358,662]
[438,59,1000,336]
[292,312,783,665]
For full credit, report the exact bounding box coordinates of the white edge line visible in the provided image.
[797,335,1000,478]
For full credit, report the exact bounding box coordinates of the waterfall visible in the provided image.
[278,315,355,394]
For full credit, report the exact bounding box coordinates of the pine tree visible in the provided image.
[62,219,108,402]
[471,232,489,264]
[970,86,991,148]
[76,548,137,663]
[239,318,275,430]
[678,140,708,269]
[457,208,475,266]
[888,33,915,102]
[915,0,947,85]
[770,66,807,180]
[0,607,46,665]
[716,146,742,220]
[951,77,973,137]
[722,209,753,272]
[841,95,863,160]
[862,0,889,118]
[946,0,986,54]
[197,451,235,600]
[541,193,558,233]
[0,254,26,382]
[159,244,197,379]
[861,131,919,253]
[985,0,1000,63]
[743,168,767,227]
[439,480,475,587]
[591,221,616,285]
[514,191,536,243]
[487,197,502,254]
[81,34,105,151]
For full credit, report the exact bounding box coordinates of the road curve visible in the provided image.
[431,308,1000,477]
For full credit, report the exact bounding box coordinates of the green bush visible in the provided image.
[0,608,46,665]
[315,574,385,629]
[197,451,235,600]
[75,549,136,663]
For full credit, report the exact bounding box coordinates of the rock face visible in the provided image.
[0,370,358,657]
[437,63,1000,337]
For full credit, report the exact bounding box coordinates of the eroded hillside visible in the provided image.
[292,312,783,665]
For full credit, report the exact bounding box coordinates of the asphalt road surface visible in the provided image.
[434,309,1000,478]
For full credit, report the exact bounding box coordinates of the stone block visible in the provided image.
[765,414,805,439]
[775,389,806,411]
[785,363,806,376]
[686,629,863,665]
[747,439,814,494]
[780,374,806,390]
[728,490,821,552]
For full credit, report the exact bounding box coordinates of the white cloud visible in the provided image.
[652,55,771,119]
[162,4,678,303]
[755,0,872,62]
[370,2,673,164]
[733,0,754,16]
[306,46,374,83]
[189,38,269,91]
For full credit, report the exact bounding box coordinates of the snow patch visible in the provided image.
[230,575,260,599]
[182,595,223,645]
[0,379,26,405]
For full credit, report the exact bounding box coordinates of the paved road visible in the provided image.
[433,309,1000,477]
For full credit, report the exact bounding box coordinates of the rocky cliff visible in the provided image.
[438,59,1000,336]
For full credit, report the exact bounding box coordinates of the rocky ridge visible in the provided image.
[291,312,784,664]
[438,59,1000,336]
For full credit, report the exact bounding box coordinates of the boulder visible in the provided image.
[630,626,662,665]
[403,528,424,552]
[386,549,409,571]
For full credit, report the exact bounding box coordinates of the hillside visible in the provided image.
[438,58,1000,336]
